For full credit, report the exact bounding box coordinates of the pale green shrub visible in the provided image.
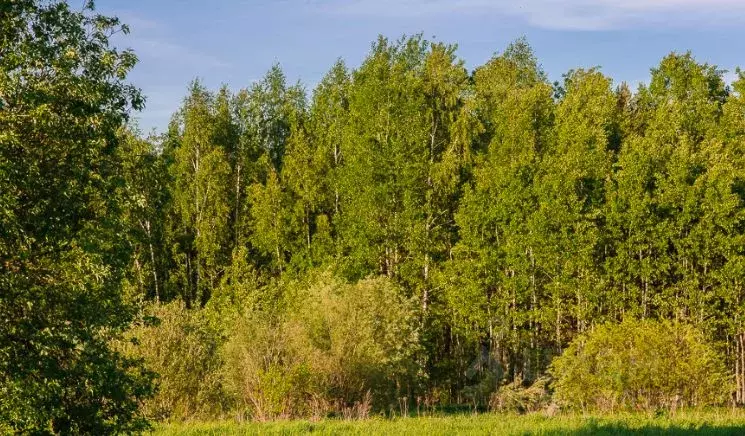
[222,272,421,419]
[221,314,316,421]
[550,319,731,412]
[123,302,228,420]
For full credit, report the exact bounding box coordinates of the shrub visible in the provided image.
[222,314,316,421]
[489,377,551,413]
[550,319,731,412]
[290,273,422,409]
[223,272,421,420]
[122,302,228,420]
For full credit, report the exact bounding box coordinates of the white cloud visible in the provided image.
[130,38,231,69]
[322,0,745,30]
[104,11,229,70]
[113,11,160,32]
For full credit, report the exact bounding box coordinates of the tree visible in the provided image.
[0,1,153,432]
[718,69,745,402]
[282,120,330,268]
[536,68,617,342]
[169,82,232,307]
[337,36,467,289]
[244,65,306,172]
[237,66,308,274]
[605,53,728,321]
[446,39,554,386]
[309,60,351,218]
[248,160,292,273]
[119,129,169,302]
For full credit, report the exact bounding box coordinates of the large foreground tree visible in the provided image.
[0,1,153,433]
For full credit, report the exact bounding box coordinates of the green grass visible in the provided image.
[153,410,745,435]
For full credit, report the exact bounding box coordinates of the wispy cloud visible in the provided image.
[113,10,160,32]
[130,38,231,69]
[101,9,231,133]
[106,10,230,70]
[322,0,745,30]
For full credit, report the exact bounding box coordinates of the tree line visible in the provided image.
[122,35,745,403]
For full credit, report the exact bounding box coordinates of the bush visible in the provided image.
[489,377,551,413]
[223,272,421,420]
[222,314,316,421]
[122,302,228,420]
[550,319,731,412]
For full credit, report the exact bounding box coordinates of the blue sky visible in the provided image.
[97,0,745,133]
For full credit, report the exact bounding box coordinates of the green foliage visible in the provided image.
[550,319,731,411]
[124,37,745,419]
[0,1,153,433]
[287,272,422,408]
[123,302,228,420]
[222,314,315,421]
[204,246,264,331]
[223,272,421,420]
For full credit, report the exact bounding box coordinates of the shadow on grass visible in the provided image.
[543,422,745,436]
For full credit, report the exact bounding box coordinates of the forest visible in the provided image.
[4,1,745,434]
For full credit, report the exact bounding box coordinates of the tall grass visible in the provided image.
[153,409,745,435]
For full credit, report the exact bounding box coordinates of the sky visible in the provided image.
[96,0,745,133]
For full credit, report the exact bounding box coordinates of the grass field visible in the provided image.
[153,410,745,435]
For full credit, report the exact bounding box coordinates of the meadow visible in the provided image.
[153,411,745,435]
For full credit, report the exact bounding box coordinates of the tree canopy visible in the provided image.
[0,1,153,433]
